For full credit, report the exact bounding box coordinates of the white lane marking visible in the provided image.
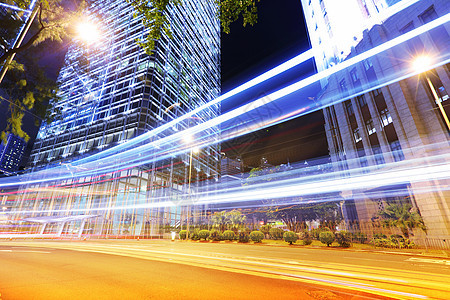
[406,257,450,265]
[0,249,50,253]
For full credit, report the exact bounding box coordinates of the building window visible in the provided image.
[372,147,385,165]
[363,58,373,71]
[357,95,367,107]
[399,22,425,55]
[353,128,362,143]
[350,68,358,82]
[344,100,354,116]
[372,88,382,97]
[390,140,404,162]
[419,6,449,51]
[365,119,376,135]
[339,78,348,97]
[380,108,393,126]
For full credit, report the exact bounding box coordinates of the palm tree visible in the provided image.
[378,203,426,238]
[227,210,246,232]
[210,211,227,232]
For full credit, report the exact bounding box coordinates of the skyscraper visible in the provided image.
[0,134,26,176]
[303,0,450,241]
[12,0,221,237]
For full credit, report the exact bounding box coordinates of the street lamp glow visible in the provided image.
[192,147,199,154]
[183,134,194,144]
[412,55,432,73]
[76,21,100,44]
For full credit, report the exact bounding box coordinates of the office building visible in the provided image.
[12,0,220,237]
[305,0,450,240]
[0,134,26,175]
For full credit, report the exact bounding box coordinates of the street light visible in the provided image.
[75,20,100,45]
[413,55,450,131]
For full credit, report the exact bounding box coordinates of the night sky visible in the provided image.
[220,0,328,167]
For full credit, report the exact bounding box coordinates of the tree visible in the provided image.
[210,211,228,232]
[1,56,59,143]
[1,0,86,144]
[227,210,246,232]
[128,0,260,55]
[210,210,246,232]
[378,203,426,238]
[269,201,343,232]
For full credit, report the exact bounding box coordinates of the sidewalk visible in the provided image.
[2,234,448,259]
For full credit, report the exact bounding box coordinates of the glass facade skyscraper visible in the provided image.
[11,0,221,237]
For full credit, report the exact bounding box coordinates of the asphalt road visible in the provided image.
[0,240,449,300]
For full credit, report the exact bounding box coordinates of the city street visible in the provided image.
[0,240,449,299]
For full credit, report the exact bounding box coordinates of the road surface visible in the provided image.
[0,239,449,299]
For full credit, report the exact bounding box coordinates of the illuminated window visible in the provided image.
[380,108,392,126]
[365,119,376,135]
[353,128,362,143]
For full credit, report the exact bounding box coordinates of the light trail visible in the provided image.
[0,13,449,191]
[5,141,449,215]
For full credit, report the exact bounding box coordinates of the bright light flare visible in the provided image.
[412,55,433,73]
[76,21,100,44]
[183,134,194,144]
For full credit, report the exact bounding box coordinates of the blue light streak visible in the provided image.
[0,14,449,189]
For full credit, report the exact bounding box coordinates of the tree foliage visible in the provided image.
[1,58,59,143]
[378,203,426,238]
[0,0,87,65]
[128,0,260,55]
[210,210,246,232]
[1,0,86,144]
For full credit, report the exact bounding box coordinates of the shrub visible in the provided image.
[190,229,200,241]
[269,227,284,240]
[373,233,387,239]
[319,231,335,246]
[352,232,367,244]
[260,224,271,237]
[250,231,264,243]
[300,230,312,245]
[209,229,221,241]
[221,230,235,241]
[401,239,416,249]
[238,231,250,243]
[283,231,298,245]
[335,231,352,248]
[373,238,395,248]
[310,228,321,240]
[198,230,210,241]
[179,230,187,240]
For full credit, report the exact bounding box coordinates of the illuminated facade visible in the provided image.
[301,0,410,72]
[12,0,220,237]
[0,134,26,175]
[315,0,450,240]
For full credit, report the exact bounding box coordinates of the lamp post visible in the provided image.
[413,56,450,131]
